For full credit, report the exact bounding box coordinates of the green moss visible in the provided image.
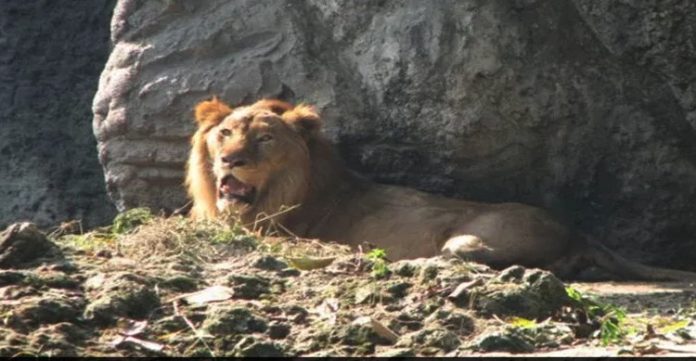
[419,265,439,282]
[227,275,271,299]
[158,275,199,292]
[475,330,535,353]
[82,274,160,325]
[203,306,268,335]
[112,207,154,235]
[394,263,418,277]
[37,273,80,289]
[57,233,115,253]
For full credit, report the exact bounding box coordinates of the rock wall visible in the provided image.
[0,0,117,229]
[93,0,696,270]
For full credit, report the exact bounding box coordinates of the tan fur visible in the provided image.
[185,98,313,225]
[185,97,232,219]
[185,97,696,281]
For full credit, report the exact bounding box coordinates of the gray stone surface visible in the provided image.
[93,0,696,270]
[0,1,117,229]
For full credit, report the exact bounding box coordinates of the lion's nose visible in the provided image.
[221,154,248,168]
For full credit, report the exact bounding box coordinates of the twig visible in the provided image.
[172,300,216,357]
[47,219,83,239]
[172,201,193,217]
[355,244,364,272]
[492,314,506,325]
[271,221,301,240]
[248,204,301,232]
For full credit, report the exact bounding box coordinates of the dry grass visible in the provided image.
[119,217,356,270]
[117,215,258,263]
[119,215,354,263]
[55,207,354,267]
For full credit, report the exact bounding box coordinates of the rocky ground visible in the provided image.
[1,209,695,357]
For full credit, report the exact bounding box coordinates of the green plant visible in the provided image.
[366,248,387,260]
[366,248,390,279]
[207,222,255,246]
[566,286,627,345]
[111,207,154,235]
[173,216,258,249]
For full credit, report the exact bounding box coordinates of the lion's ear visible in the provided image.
[194,97,232,127]
[282,104,321,138]
[254,99,294,116]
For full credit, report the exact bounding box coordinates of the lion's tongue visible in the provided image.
[220,176,253,197]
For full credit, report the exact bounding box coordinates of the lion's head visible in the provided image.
[186,97,322,225]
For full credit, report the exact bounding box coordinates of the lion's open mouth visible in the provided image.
[218,175,256,204]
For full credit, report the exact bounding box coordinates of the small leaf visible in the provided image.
[169,285,234,306]
[355,285,378,304]
[314,298,340,325]
[123,320,149,336]
[286,256,335,270]
[113,336,165,352]
[659,319,690,335]
[448,279,484,299]
[351,316,400,344]
[370,317,400,344]
[565,286,583,302]
[509,317,537,329]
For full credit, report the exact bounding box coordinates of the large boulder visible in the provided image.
[93,0,696,270]
[0,1,117,229]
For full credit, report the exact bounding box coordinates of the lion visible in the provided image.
[186,97,696,281]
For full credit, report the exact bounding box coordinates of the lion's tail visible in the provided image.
[584,238,696,282]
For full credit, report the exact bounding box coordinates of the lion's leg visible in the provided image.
[442,233,586,277]
[441,234,499,265]
[441,205,573,269]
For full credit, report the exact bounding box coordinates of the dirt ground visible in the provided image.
[476,282,696,357]
[1,212,695,357]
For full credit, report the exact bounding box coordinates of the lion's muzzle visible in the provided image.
[218,174,256,205]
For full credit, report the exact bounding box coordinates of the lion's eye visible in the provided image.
[220,128,231,137]
[258,134,273,142]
